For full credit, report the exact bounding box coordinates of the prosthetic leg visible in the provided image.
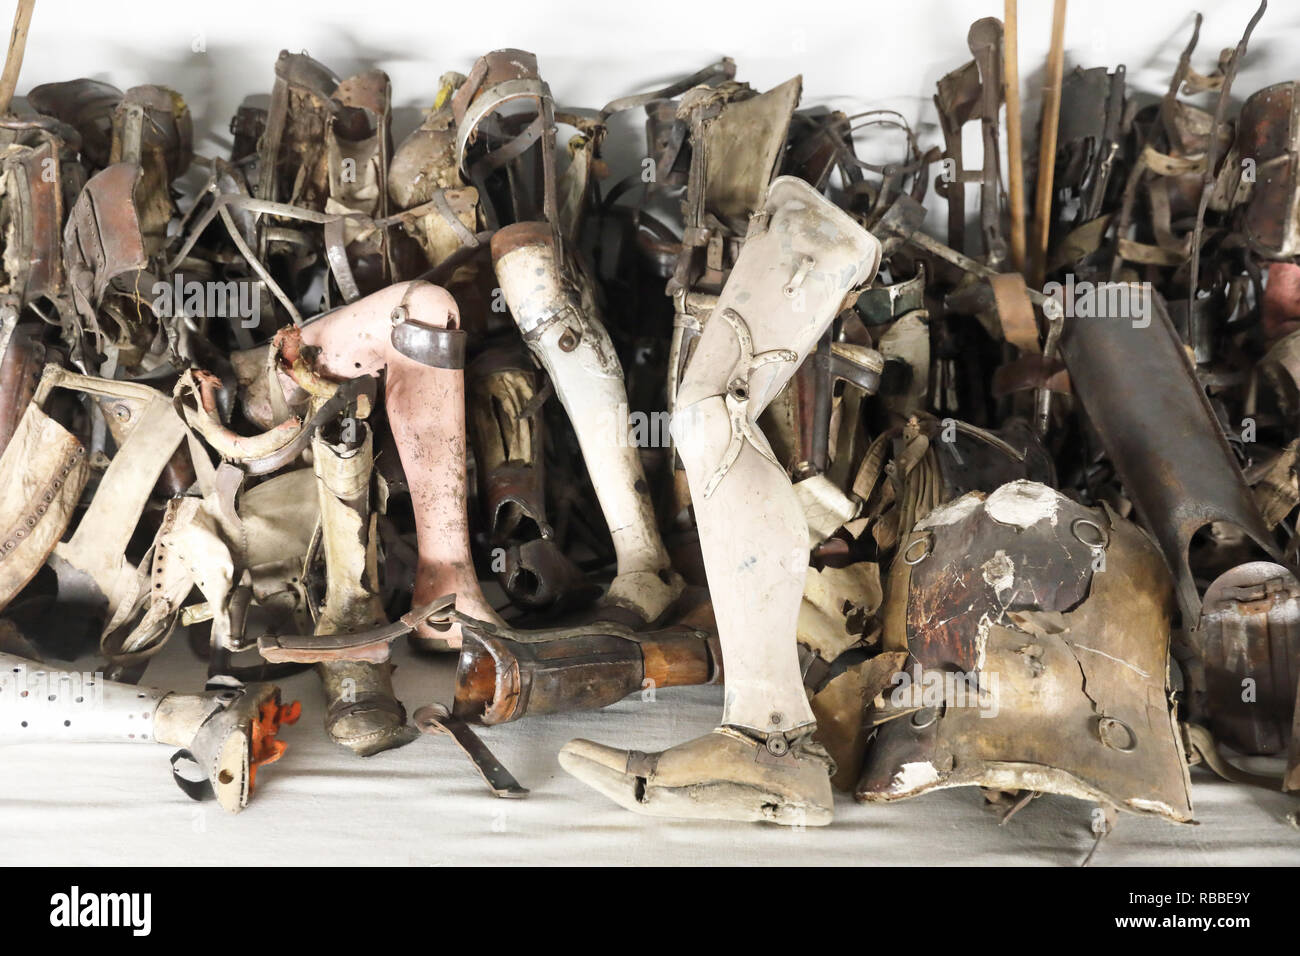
[0,651,298,813]
[559,177,882,824]
[281,280,504,651]
[492,225,682,624]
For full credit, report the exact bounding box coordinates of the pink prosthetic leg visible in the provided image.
[284,280,504,651]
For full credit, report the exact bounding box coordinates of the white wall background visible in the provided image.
[13,0,1298,162]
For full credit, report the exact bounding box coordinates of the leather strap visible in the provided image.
[169,749,213,802]
[989,272,1040,354]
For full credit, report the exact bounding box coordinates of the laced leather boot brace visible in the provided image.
[311,423,417,756]
[559,176,882,824]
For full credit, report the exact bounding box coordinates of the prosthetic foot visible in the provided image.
[318,659,414,757]
[492,224,682,624]
[559,728,834,825]
[0,651,299,812]
[560,176,881,824]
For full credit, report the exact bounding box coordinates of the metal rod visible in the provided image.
[1004,0,1027,273]
[0,0,35,116]
[1029,0,1067,288]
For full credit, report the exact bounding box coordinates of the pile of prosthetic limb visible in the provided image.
[2,0,1299,855]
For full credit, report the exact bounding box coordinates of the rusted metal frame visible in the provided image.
[1105,14,1200,282]
[837,110,929,212]
[969,17,1007,269]
[166,192,372,326]
[1086,68,1128,224]
[598,57,736,120]
[1188,0,1267,301]
[258,596,454,660]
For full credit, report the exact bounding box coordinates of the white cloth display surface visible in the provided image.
[4,637,1297,866]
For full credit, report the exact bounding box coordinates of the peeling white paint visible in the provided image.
[919,492,983,528]
[891,760,941,793]
[985,480,1059,529]
[982,550,1015,596]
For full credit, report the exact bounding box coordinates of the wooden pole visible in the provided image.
[1029,0,1067,288]
[1004,0,1027,274]
[0,0,35,116]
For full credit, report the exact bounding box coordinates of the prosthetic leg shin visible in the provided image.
[559,177,882,824]
[492,225,682,624]
[0,651,299,812]
[285,281,504,651]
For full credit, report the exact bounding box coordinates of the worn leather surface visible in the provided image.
[860,482,1194,822]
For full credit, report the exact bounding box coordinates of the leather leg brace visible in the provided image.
[308,422,416,755]
[311,424,388,661]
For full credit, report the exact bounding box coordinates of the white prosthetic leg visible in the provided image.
[492,224,682,624]
[0,651,299,812]
[559,177,881,824]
